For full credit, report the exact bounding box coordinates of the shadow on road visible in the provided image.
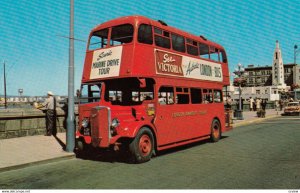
[157,136,228,157]
[75,136,228,164]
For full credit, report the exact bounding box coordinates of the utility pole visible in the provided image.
[66,0,75,152]
[3,61,7,109]
[294,45,298,65]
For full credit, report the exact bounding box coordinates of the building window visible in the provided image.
[256,90,260,94]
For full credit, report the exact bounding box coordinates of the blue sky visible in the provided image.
[0,0,299,96]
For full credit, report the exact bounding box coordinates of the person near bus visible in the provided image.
[248,97,254,111]
[261,99,267,111]
[256,98,261,111]
[39,91,57,136]
[279,99,283,111]
[225,96,232,109]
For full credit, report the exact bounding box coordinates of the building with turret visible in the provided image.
[227,41,300,101]
[272,41,286,87]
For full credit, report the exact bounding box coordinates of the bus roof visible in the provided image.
[91,15,224,50]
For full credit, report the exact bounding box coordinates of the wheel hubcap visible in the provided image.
[213,124,220,138]
[139,135,151,156]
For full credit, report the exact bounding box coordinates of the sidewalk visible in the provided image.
[0,109,282,172]
[0,132,74,172]
[232,108,282,127]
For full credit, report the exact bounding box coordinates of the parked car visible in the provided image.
[282,101,300,116]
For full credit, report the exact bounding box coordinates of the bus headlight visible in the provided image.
[81,118,89,128]
[111,118,120,128]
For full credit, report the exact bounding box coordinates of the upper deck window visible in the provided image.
[111,24,134,46]
[154,27,171,49]
[187,38,199,56]
[199,43,210,59]
[138,24,153,45]
[210,47,220,62]
[172,33,185,53]
[220,50,227,63]
[89,28,109,50]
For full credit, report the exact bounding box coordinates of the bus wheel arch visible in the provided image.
[210,118,221,142]
[129,126,156,163]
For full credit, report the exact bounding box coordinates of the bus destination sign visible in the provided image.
[90,46,123,79]
[155,49,223,82]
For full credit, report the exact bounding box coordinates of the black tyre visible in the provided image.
[129,127,154,163]
[210,119,221,142]
[75,138,92,158]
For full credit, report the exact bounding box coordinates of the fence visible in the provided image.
[0,107,78,139]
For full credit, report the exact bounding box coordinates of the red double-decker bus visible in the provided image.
[76,15,232,163]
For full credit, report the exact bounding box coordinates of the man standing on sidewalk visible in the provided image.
[249,97,254,111]
[39,91,57,136]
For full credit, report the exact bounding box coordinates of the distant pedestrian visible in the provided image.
[241,97,244,110]
[261,99,267,111]
[225,96,232,109]
[249,97,254,111]
[38,91,57,136]
[279,99,283,111]
[253,98,257,111]
[256,98,261,111]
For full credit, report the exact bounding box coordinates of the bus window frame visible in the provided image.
[137,23,153,45]
[154,27,171,49]
[175,87,190,105]
[110,24,134,46]
[158,86,175,105]
[88,28,110,51]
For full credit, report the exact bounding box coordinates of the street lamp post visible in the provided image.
[66,0,75,152]
[294,44,298,65]
[3,61,7,109]
[233,63,247,120]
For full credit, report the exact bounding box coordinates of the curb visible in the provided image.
[232,114,281,128]
[0,154,75,173]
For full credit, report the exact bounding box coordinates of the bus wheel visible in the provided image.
[129,127,154,163]
[75,138,92,158]
[210,119,221,142]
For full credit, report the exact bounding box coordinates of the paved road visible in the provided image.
[0,116,299,189]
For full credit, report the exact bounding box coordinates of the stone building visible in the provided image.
[245,63,299,87]
[228,41,300,102]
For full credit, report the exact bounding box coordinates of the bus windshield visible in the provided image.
[104,78,154,106]
[88,24,134,50]
[79,83,102,104]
